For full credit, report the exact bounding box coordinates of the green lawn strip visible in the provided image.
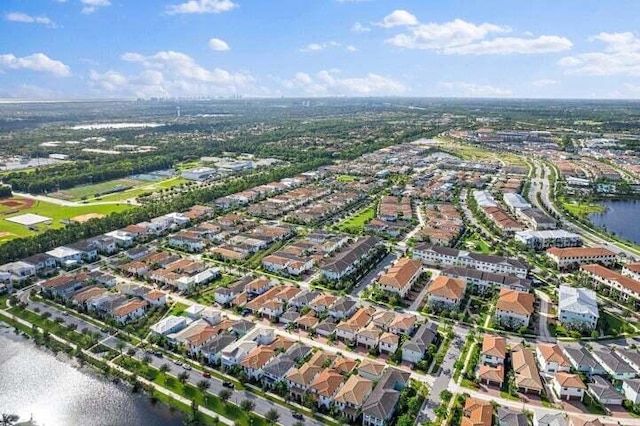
[52,178,143,201]
[35,295,107,329]
[94,177,189,203]
[583,392,607,415]
[453,336,474,382]
[336,204,376,234]
[116,357,266,426]
[8,306,97,348]
[169,302,189,317]
[190,275,239,305]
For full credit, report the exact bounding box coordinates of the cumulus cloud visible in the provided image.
[386,18,508,50]
[440,81,512,97]
[5,12,57,28]
[283,70,405,96]
[166,0,237,15]
[377,10,418,28]
[382,13,571,55]
[531,79,559,87]
[559,32,640,76]
[81,0,111,14]
[208,38,230,51]
[0,53,71,77]
[352,22,370,33]
[89,50,264,98]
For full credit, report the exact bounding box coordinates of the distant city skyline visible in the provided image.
[1,0,639,99]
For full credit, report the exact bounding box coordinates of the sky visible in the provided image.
[1,0,640,99]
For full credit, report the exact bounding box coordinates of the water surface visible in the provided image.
[589,199,640,245]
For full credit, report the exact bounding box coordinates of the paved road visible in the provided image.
[350,250,399,297]
[534,289,553,343]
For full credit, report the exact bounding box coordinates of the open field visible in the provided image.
[50,176,189,203]
[559,197,605,218]
[0,196,132,242]
[336,203,376,234]
[336,175,358,182]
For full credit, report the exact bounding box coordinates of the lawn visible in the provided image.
[598,311,632,336]
[169,302,189,317]
[50,178,143,201]
[336,204,376,234]
[459,232,492,254]
[560,198,605,218]
[190,275,239,305]
[336,175,358,182]
[91,177,189,202]
[0,197,132,241]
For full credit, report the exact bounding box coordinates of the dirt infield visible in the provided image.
[0,197,35,212]
[71,213,106,223]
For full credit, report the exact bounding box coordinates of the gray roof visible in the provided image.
[562,346,602,371]
[289,290,320,306]
[536,413,567,426]
[316,319,337,334]
[618,348,640,370]
[593,349,636,374]
[588,375,622,402]
[361,368,410,421]
[414,243,529,270]
[322,236,382,274]
[201,333,236,355]
[285,343,312,362]
[330,296,358,314]
[262,354,296,379]
[497,407,528,426]
[280,309,300,322]
[402,322,438,354]
[623,378,640,393]
[558,285,598,318]
[441,266,531,290]
[519,208,555,225]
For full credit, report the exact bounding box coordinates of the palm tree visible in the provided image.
[159,363,171,376]
[115,340,126,354]
[196,379,210,401]
[142,354,152,365]
[0,414,19,426]
[265,408,280,424]
[240,399,255,411]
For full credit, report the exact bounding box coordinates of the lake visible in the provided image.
[0,327,182,426]
[589,199,640,245]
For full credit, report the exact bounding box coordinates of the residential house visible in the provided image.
[534,413,567,426]
[241,346,276,380]
[377,258,422,299]
[112,299,148,324]
[511,344,543,394]
[378,332,399,354]
[591,349,637,380]
[361,368,410,426]
[441,265,531,294]
[329,297,359,320]
[622,378,640,404]
[461,398,493,426]
[478,364,505,387]
[261,354,296,388]
[546,247,616,270]
[150,315,187,336]
[333,375,374,422]
[308,368,344,409]
[402,322,439,365]
[588,375,623,405]
[497,407,528,426]
[558,285,599,331]
[321,236,382,281]
[562,345,606,376]
[358,359,386,381]
[202,333,238,364]
[552,372,586,401]
[618,348,640,374]
[481,335,506,366]
[536,343,571,374]
[580,264,640,303]
[495,289,535,328]
[426,276,466,308]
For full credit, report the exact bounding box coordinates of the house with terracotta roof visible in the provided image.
[481,335,506,366]
[478,364,504,387]
[143,289,167,307]
[461,397,493,426]
[536,343,571,374]
[426,276,466,309]
[308,368,344,408]
[377,258,422,299]
[333,374,374,422]
[511,344,543,394]
[357,323,383,349]
[546,246,616,270]
[623,263,640,281]
[310,293,338,312]
[297,311,319,331]
[379,332,399,354]
[259,299,284,321]
[241,346,276,380]
[552,372,586,401]
[580,263,640,302]
[388,313,417,336]
[286,362,323,401]
[358,359,386,381]
[495,288,535,328]
[332,356,358,375]
[112,299,148,324]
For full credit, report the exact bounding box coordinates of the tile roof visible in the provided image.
[482,335,506,359]
[496,288,535,316]
[554,372,586,389]
[427,276,466,300]
[378,258,422,289]
[333,374,373,406]
[461,397,493,426]
[511,344,543,392]
[537,343,571,367]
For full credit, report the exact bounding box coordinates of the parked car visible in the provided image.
[202,372,211,379]
[292,413,304,420]
[182,363,192,370]
[222,381,234,389]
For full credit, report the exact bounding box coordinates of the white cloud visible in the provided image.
[284,70,405,96]
[95,50,266,98]
[352,22,370,33]
[377,10,418,28]
[0,53,71,77]
[166,0,237,15]
[5,12,57,28]
[559,32,640,76]
[208,38,230,51]
[299,41,354,53]
[440,81,512,97]
[81,0,111,14]
[531,79,559,87]
[443,35,572,55]
[386,18,508,50]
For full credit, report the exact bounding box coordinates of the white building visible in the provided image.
[558,285,599,331]
[552,372,586,401]
[150,315,188,336]
[515,230,582,251]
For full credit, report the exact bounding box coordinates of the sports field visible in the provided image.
[49,176,189,203]
[0,196,132,242]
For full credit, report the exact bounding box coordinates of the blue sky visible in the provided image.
[1,0,639,99]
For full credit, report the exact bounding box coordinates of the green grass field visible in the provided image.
[560,198,605,218]
[337,204,376,234]
[50,178,143,201]
[336,175,358,182]
[88,177,189,202]
[0,196,132,242]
